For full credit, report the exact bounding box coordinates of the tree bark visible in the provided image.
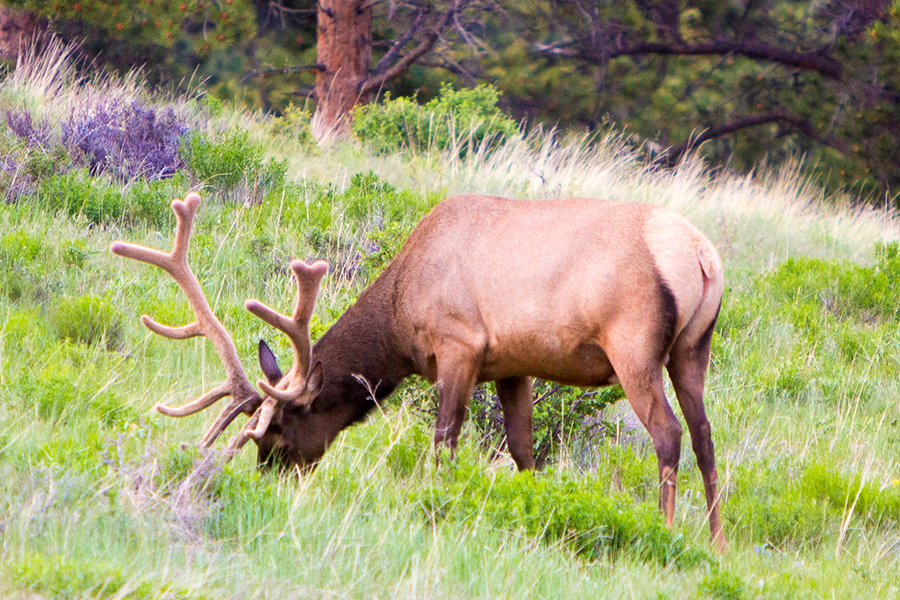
[313,0,373,141]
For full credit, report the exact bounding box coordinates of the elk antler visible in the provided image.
[110,193,263,448]
[245,259,328,404]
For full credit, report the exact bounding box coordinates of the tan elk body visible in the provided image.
[111,192,726,551]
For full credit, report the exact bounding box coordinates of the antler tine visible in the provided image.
[245,259,328,404]
[110,193,262,448]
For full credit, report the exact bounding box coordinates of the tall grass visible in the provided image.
[1,41,900,600]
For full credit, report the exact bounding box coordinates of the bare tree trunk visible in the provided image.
[0,6,47,60]
[313,0,372,142]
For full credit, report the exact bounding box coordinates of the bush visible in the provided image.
[5,551,206,600]
[182,128,286,203]
[50,294,123,349]
[725,458,900,548]
[468,380,625,467]
[35,170,181,226]
[0,229,44,263]
[0,230,47,301]
[37,172,125,224]
[761,245,900,324]
[11,366,137,428]
[416,461,708,567]
[697,569,747,600]
[61,98,188,181]
[714,243,900,405]
[2,109,71,201]
[270,102,316,149]
[6,109,53,147]
[352,83,518,155]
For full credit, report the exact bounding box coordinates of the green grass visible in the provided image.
[2,45,900,600]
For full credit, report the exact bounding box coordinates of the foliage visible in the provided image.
[6,551,206,600]
[760,243,900,323]
[4,0,256,53]
[715,243,900,407]
[697,569,747,600]
[61,98,189,181]
[5,109,52,146]
[1,63,900,599]
[0,230,46,301]
[50,294,123,350]
[182,128,286,202]
[352,83,518,155]
[8,0,900,200]
[475,0,900,202]
[726,460,900,548]
[1,101,188,223]
[9,353,137,428]
[33,170,182,226]
[2,110,71,202]
[269,102,316,150]
[469,381,626,466]
[416,460,708,567]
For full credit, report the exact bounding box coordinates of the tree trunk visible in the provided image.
[0,6,47,61]
[313,0,372,142]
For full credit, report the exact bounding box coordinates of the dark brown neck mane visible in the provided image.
[309,270,413,420]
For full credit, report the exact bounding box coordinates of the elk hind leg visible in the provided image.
[614,360,683,528]
[668,329,727,551]
[496,376,534,470]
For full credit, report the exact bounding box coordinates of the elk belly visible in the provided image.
[479,333,617,387]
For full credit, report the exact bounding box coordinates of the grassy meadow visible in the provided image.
[1,42,900,599]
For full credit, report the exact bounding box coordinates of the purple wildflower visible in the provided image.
[5,110,52,147]
[62,98,189,181]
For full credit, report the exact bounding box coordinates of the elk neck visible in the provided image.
[308,268,414,421]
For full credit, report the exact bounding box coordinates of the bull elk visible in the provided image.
[111,191,726,550]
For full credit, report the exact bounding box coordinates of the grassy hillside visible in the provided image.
[1,42,900,599]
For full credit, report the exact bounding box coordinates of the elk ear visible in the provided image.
[303,360,324,397]
[258,340,283,385]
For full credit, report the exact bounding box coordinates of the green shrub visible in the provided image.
[0,229,44,263]
[16,371,78,421]
[0,230,47,301]
[715,245,900,405]
[726,458,900,548]
[270,102,316,149]
[352,83,518,155]
[204,468,290,549]
[32,169,184,226]
[36,171,125,224]
[416,461,708,567]
[761,249,900,324]
[5,551,206,600]
[120,174,186,227]
[697,569,747,600]
[182,128,286,202]
[3,307,47,346]
[156,444,203,491]
[60,238,92,268]
[10,363,137,427]
[469,381,625,466]
[51,294,123,349]
[90,389,139,429]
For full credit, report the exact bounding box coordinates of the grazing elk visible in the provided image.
[111,191,726,550]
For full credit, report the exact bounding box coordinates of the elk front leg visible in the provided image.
[432,342,481,458]
[496,376,534,470]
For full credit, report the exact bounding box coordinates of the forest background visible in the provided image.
[3,0,900,205]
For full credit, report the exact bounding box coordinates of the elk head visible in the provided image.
[110,192,329,468]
